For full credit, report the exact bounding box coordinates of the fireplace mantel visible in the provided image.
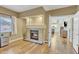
[24,15,45,44]
[26,25,46,29]
[25,25,45,44]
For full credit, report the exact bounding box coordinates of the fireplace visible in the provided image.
[26,27,45,44]
[30,30,39,40]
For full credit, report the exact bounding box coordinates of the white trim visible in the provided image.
[48,16,52,47]
[9,37,23,43]
[48,15,74,47]
[12,16,17,35]
[72,11,79,53]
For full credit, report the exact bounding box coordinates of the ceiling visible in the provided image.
[1,5,71,12]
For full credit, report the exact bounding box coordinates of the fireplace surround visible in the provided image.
[25,27,45,44]
[23,15,46,44]
[30,30,39,40]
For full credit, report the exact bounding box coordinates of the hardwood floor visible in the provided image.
[0,34,76,54]
[0,40,48,54]
[49,33,76,54]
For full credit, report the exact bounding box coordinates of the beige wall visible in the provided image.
[47,6,77,16]
[19,6,78,42]
[0,6,23,41]
[0,6,79,42]
[19,7,47,41]
[76,6,79,11]
[19,7,45,17]
[45,6,78,41]
[17,18,23,37]
[0,6,18,17]
[22,19,26,35]
[9,17,23,42]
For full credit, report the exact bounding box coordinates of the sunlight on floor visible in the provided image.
[49,33,76,54]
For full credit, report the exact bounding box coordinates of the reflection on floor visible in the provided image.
[0,34,76,54]
[0,40,48,54]
[49,33,76,54]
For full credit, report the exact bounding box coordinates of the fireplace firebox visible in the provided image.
[30,30,39,40]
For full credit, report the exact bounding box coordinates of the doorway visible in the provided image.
[48,15,75,53]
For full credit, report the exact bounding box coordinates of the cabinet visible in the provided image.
[0,33,9,48]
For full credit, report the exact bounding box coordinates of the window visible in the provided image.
[0,15,13,33]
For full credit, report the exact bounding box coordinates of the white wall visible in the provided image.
[49,14,79,53]
[48,15,73,47]
[49,15,73,37]
[73,12,79,53]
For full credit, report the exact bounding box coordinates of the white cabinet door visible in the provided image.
[73,17,79,53]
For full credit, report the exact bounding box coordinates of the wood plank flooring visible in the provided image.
[0,40,48,54]
[49,33,76,54]
[0,34,76,54]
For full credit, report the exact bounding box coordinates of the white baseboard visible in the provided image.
[9,37,23,43]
